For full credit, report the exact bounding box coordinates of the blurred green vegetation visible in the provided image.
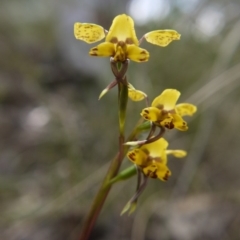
[0,0,240,239]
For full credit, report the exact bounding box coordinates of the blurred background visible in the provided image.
[1,0,240,239]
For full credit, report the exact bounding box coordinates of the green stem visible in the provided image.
[79,77,135,240]
[118,78,128,135]
[79,122,142,239]
[78,153,122,240]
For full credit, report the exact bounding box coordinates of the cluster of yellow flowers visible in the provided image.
[127,88,196,181]
[74,14,197,184]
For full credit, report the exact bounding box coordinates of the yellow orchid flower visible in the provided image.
[140,89,197,131]
[127,138,187,181]
[74,14,181,63]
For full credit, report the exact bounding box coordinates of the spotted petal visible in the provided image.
[89,42,115,57]
[160,116,174,129]
[127,148,149,167]
[144,30,181,47]
[156,163,171,181]
[141,107,162,121]
[152,89,180,110]
[106,14,139,45]
[127,45,149,62]
[172,114,188,131]
[143,163,171,181]
[74,23,105,44]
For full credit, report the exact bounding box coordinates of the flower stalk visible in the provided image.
[79,62,129,240]
[79,117,144,240]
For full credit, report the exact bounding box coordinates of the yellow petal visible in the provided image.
[152,89,180,111]
[89,42,115,57]
[141,107,161,121]
[160,116,174,129]
[171,114,188,131]
[128,88,147,101]
[127,148,149,167]
[106,14,139,45]
[144,30,181,47]
[74,23,105,44]
[176,103,197,117]
[143,163,171,181]
[142,164,158,178]
[141,138,168,161]
[127,45,149,62]
[166,150,187,158]
[156,164,171,181]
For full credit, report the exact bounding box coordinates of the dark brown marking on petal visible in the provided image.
[155,104,164,110]
[142,149,149,155]
[153,157,162,163]
[147,156,153,161]
[161,109,168,114]
[165,121,174,129]
[145,157,153,166]
[91,47,98,51]
[147,170,157,179]
[163,171,170,181]
[110,37,118,43]
[128,152,136,161]
[125,38,134,44]
[90,53,98,56]
[144,109,149,114]
[139,58,147,62]
[169,109,176,114]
